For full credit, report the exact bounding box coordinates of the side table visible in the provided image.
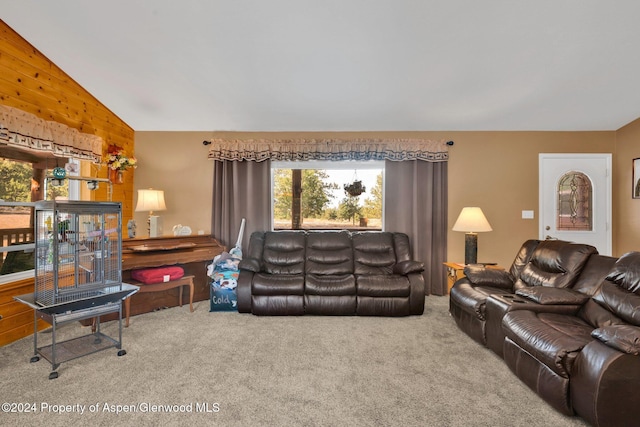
[443,262,465,294]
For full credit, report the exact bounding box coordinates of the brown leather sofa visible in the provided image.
[449,239,597,347]
[237,230,425,316]
[450,241,640,427]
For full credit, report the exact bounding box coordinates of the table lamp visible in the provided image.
[452,207,492,265]
[135,188,167,237]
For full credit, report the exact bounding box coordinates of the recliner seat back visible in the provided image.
[508,239,540,281]
[590,251,640,327]
[513,240,597,290]
[352,232,397,275]
[262,231,306,275]
[305,231,353,275]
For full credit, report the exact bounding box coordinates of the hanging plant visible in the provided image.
[344,180,366,197]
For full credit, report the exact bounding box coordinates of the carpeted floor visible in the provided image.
[0,296,587,427]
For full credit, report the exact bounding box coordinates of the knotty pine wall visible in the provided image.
[0,20,134,346]
[0,20,135,220]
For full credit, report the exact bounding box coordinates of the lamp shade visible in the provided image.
[135,189,167,213]
[452,207,492,233]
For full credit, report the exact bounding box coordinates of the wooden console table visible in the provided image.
[93,235,224,325]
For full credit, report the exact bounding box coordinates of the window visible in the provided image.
[271,161,384,230]
[0,156,82,281]
[557,171,592,231]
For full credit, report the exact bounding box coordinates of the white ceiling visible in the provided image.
[3,1,640,132]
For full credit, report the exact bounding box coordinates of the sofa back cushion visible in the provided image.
[592,251,640,326]
[513,240,597,290]
[571,254,617,296]
[579,299,625,329]
[508,239,540,280]
[604,251,640,293]
[392,233,413,263]
[245,231,266,263]
[352,232,396,275]
[262,231,306,275]
[305,231,353,275]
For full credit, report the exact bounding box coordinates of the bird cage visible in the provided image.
[14,200,138,379]
[33,200,123,305]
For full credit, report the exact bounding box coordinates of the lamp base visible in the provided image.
[149,215,163,238]
[464,232,478,265]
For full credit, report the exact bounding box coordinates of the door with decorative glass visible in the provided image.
[539,153,612,255]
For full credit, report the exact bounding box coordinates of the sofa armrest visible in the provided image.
[238,257,261,273]
[571,340,640,427]
[463,266,513,289]
[407,272,425,315]
[515,287,590,305]
[591,324,640,355]
[394,260,424,275]
[236,271,254,313]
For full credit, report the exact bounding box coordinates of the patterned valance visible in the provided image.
[207,138,449,162]
[0,105,102,162]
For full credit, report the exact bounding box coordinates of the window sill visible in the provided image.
[0,269,35,285]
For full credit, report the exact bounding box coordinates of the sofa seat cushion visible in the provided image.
[306,274,356,296]
[450,282,514,320]
[503,311,594,378]
[356,275,410,297]
[252,273,304,296]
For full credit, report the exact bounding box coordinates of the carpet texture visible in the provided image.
[0,296,587,426]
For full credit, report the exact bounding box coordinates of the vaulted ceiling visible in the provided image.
[3,1,640,132]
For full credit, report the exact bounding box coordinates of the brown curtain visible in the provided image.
[210,140,449,296]
[385,160,448,296]
[212,160,271,252]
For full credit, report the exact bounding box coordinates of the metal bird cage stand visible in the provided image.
[14,201,138,379]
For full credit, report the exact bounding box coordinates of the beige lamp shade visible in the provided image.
[452,207,492,265]
[452,207,492,233]
[135,189,167,214]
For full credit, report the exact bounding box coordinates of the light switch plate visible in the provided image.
[522,210,535,219]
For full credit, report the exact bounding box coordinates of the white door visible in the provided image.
[539,153,612,255]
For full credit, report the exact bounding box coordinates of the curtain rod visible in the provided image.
[204,140,454,146]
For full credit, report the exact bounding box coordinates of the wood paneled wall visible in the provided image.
[0,20,135,346]
[0,20,135,218]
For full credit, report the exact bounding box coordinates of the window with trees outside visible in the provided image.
[0,156,80,280]
[271,161,384,230]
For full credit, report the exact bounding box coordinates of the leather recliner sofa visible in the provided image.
[449,239,597,347]
[237,230,425,316]
[449,240,640,427]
